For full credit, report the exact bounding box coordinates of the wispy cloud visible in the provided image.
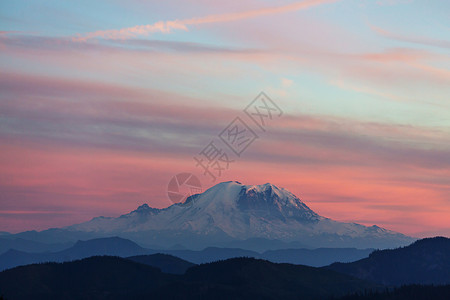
[74,0,339,41]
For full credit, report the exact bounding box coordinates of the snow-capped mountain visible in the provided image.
[65,181,414,249]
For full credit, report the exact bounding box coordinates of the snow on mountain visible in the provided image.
[65,181,414,249]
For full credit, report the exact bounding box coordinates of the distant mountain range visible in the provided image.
[5,181,415,250]
[0,236,374,271]
[2,236,449,285]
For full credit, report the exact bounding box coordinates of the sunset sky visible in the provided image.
[1,0,449,237]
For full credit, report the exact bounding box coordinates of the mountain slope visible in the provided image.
[61,181,413,249]
[326,236,450,285]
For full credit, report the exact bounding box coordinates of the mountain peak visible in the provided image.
[193,181,320,223]
[167,181,318,219]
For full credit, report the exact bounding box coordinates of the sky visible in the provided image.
[0,0,449,237]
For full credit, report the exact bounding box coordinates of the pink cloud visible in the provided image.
[370,24,450,49]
